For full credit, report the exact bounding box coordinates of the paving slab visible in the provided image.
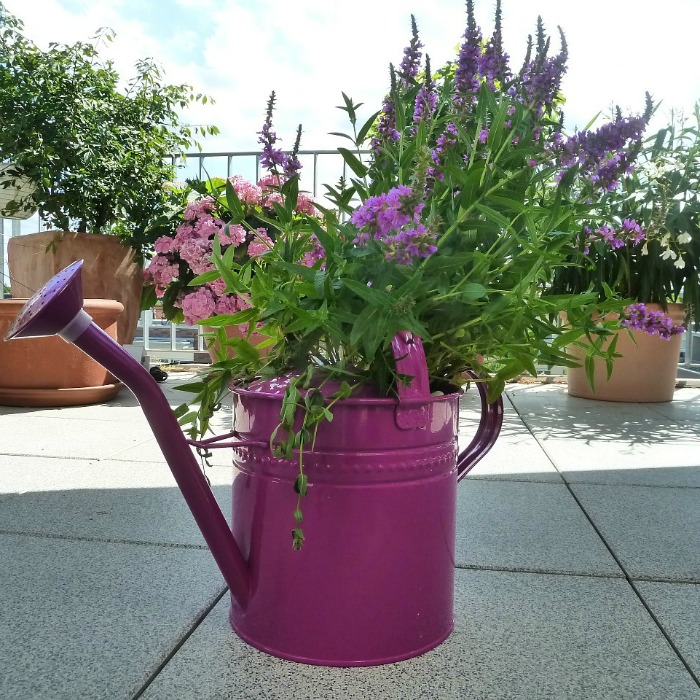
[507,384,700,487]
[0,453,103,494]
[571,483,700,582]
[459,393,562,482]
[636,581,700,678]
[0,459,231,547]
[0,412,156,459]
[141,569,700,700]
[0,533,225,700]
[111,403,234,467]
[456,479,622,576]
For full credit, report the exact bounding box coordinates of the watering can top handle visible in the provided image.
[391,331,431,402]
[390,332,503,473]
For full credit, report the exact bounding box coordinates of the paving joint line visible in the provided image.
[506,390,700,689]
[457,562,700,585]
[0,528,210,550]
[456,563,623,579]
[131,586,228,699]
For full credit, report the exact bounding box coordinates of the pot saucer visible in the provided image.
[0,382,123,407]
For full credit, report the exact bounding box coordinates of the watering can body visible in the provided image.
[229,378,461,665]
[4,261,504,667]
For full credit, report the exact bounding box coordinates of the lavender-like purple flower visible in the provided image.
[283,124,303,179]
[257,91,304,177]
[398,15,423,88]
[351,185,435,264]
[478,0,510,90]
[371,66,402,153]
[413,55,437,125]
[551,103,651,191]
[386,224,438,264]
[585,219,646,250]
[429,122,459,180]
[454,0,482,104]
[621,303,684,340]
[519,25,567,115]
[258,120,286,170]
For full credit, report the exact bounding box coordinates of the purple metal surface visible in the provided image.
[4,259,85,340]
[457,370,505,481]
[8,262,504,667]
[226,333,504,665]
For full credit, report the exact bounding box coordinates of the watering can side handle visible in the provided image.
[456,371,504,482]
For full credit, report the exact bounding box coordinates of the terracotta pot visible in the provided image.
[8,231,143,344]
[566,303,684,402]
[0,298,124,407]
[204,325,270,363]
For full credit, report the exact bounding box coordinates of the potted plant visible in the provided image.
[141,142,320,361]
[552,106,699,400]
[158,1,649,665]
[0,2,217,343]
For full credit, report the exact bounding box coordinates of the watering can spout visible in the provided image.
[5,261,251,608]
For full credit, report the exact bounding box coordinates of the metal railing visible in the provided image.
[3,148,700,374]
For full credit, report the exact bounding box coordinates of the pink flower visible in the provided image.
[144,255,180,296]
[154,236,175,254]
[194,216,224,239]
[178,237,214,274]
[215,293,248,315]
[219,223,247,247]
[247,228,274,257]
[183,197,216,221]
[177,287,216,325]
[263,192,284,210]
[296,193,318,216]
[229,176,263,206]
[258,173,285,190]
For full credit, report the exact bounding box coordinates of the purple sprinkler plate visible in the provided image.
[4,259,85,340]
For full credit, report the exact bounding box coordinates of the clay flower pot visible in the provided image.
[566,303,684,402]
[8,231,143,344]
[0,298,124,407]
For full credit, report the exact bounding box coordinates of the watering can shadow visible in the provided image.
[5,260,504,667]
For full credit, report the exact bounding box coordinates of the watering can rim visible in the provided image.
[232,374,464,406]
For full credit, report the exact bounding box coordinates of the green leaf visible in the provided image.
[225,177,245,221]
[356,110,381,145]
[294,474,308,496]
[198,308,258,327]
[337,147,368,178]
[342,278,393,308]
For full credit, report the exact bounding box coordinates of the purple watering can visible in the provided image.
[5,261,504,666]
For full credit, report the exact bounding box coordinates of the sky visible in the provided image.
[4,0,700,157]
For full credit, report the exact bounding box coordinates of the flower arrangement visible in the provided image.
[551,105,700,338]
[142,93,319,327]
[180,0,651,548]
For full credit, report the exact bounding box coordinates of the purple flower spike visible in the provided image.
[621,303,684,340]
[454,0,482,104]
[398,15,423,88]
[413,55,437,125]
